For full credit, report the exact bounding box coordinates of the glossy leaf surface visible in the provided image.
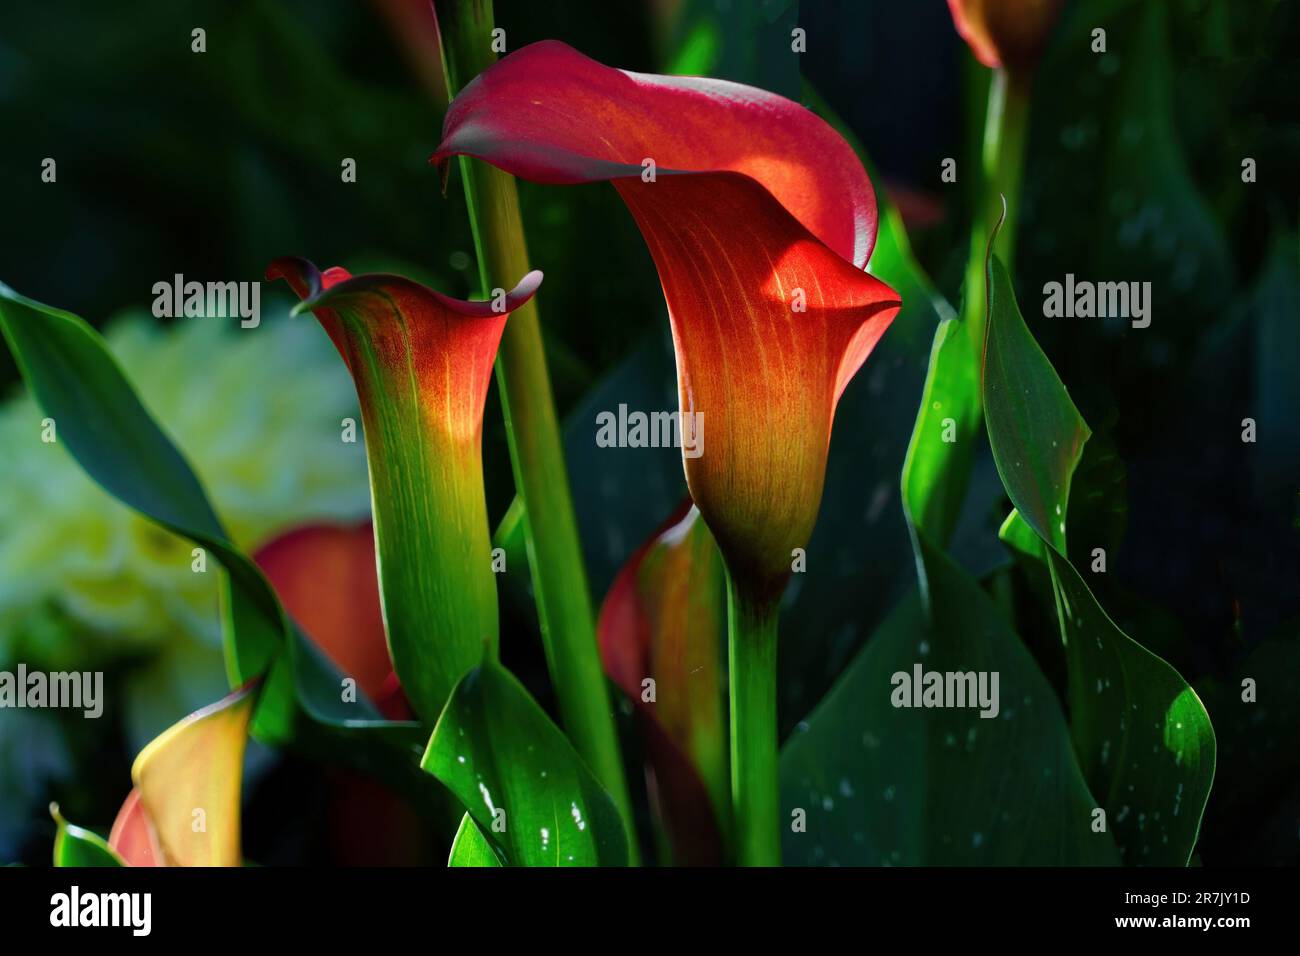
[422,659,628,866]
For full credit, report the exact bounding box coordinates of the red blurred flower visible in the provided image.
[254,521,411,720]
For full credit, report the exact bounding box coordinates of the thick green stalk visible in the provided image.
[726,575,781,866]
[961,67,1031,360]
[432,0,637,860]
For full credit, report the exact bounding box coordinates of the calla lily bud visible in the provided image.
[267,259,541,722]
[599,502,728,864]
[947,0,1065,78]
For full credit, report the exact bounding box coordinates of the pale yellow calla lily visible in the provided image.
[110,684,255,867]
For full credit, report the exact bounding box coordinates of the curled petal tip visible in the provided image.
[265,255,318,290]
[514,268,543,300]
[430,152,452,196]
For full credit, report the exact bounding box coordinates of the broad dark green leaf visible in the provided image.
[781,541,1118,865]
[449,813,503,867]
[422,659,628,866]
[50,806,123,867]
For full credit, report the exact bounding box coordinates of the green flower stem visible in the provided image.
[432,0,638,862]
[961,67,1031,360]
[726,575,781,866]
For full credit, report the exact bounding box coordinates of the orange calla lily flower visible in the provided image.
[431,41,900,606]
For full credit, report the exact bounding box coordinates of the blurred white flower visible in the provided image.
[0,308,370,741]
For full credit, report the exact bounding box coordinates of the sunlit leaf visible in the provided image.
[448,813,503,867]
[422,659,628,866]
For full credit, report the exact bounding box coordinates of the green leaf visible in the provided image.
[780,542,1119,865]
[422,659,629,866]
[982,254,1090,553]
[998,509,1046,564]
[981,244,1216,865]
[50,804,123,867]
[902,316,980,550]
[1046,551,1215,864]
[448,813,503,867]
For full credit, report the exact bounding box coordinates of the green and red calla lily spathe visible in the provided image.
[107,684,255,866]
[266,260,541,723]
[431,40,901,607]
[947,0,1065,78]
[598,501,728,865]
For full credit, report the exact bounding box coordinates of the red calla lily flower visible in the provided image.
[431,41,901,605]
[266,259,541,722]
